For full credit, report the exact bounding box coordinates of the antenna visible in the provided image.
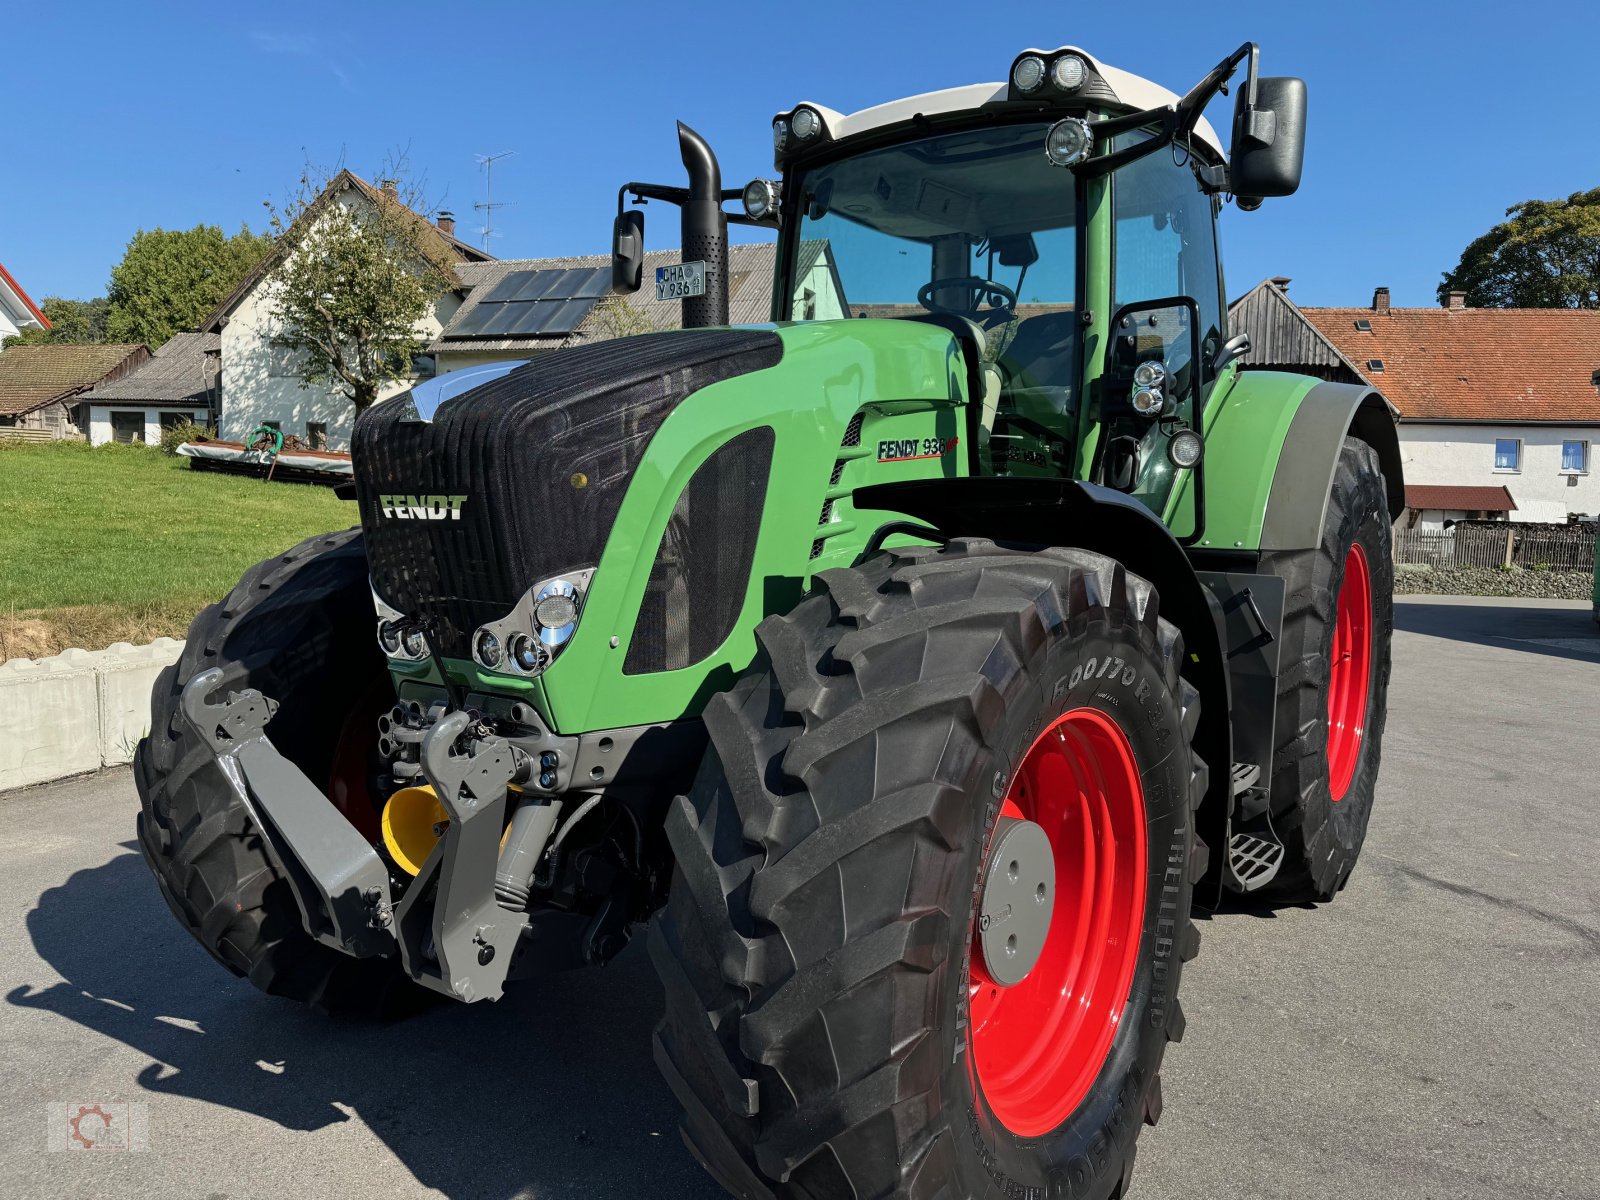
[474,151,515,250]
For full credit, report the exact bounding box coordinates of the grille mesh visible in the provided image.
[812,411,867,559]
[624,427,774,675]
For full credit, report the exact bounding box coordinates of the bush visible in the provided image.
[158,419,216,455]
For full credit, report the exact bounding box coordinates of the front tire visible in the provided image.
[651,540,1207,1199]
[134,530,420,1015]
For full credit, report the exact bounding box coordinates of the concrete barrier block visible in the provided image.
[96,638,185,766]
[0,651,104,791]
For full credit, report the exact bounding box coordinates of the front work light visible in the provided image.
[1168,429,1204,469]
[742,178,780,222]
[1044,118,1094,167]
[789,107,821,140]
[1012,55,1046,93]
[534,578,584,649]
[1051,53,1088,91]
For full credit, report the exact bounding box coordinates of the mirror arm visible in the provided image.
[1211,332,1252,374]
[617,182,690,213]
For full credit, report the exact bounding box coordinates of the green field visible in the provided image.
[0,441,350,660]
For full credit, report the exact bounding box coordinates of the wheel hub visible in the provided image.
[977,817,1056,987]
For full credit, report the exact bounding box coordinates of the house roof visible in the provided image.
[1230,279,1600,424]
[1405,484,1517,513]
[430,241,779,354]
[200,170,494,333]
[0,262,49,330]
[0,344,150,416]
[77,332,220,406]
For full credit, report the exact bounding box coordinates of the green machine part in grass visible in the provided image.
[136,42,1404,1200]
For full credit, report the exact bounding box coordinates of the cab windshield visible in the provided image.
[784,122,1081,476]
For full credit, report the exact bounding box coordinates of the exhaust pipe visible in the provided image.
[676,121,728,328]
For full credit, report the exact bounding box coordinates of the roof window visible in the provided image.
[1366,359,1385,372]
[1354,319,1372,332]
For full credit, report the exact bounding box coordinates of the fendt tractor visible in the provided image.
[137,41,1401,1200]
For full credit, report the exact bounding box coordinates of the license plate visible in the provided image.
[655,261,706,301]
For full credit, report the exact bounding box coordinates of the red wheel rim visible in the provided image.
[1327,543,1373,802]
[969,708,1148,1137]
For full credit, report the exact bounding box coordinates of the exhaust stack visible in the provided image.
[677,122,729,328]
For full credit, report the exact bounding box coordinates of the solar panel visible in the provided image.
[451,267,612,339]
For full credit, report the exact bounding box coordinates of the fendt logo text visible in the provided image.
[379,494,468,521]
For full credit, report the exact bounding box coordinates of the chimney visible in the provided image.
[1372,286,1390,313]
[1447,290,1467,310]
[1270,276,1292,293]
[436,210,456,236]
[379,178,398,199]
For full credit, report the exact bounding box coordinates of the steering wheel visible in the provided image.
[917,276,1017,319]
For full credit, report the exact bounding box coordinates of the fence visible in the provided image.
[1394,523,1596,572]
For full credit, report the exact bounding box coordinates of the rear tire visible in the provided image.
[651,539,1207,1200]
[1256,437,1394,902]
[134,529,421,1016]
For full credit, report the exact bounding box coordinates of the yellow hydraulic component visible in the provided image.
[381,785,449,876]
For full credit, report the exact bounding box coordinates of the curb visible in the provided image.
[0,639,184,792]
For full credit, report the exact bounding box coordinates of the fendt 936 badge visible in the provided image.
[137,40,1398,1200]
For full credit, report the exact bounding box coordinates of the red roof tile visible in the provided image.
[1405,484,1516,513]
[1300,307,1600,423]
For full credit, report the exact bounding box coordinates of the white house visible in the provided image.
[74,332,219,444]
[1231,280,1600,528]
[0,261,49,344]
[199,172,492,450]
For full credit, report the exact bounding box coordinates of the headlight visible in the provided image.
[377,619,403,657]
[1131,386,1165,416]
[509,633,549,676]
[1044,118,1093,167]
[1133,360,1168,388]
[401,627,429,659]
[1011,55,1046,93]
[473,628,503,669]
[742,178,779,222]
[1050,53,1088,92]
[534,577,583,649]
[789,107,821,140]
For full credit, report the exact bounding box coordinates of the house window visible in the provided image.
[307,422,328,450]
[159,411,193,430]
[1493,438,1521,472]
[1366,358,1385,372]
[1561,440,1588,473]
[110,411,144,444]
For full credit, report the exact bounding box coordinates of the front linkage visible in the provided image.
[180,669,589,1002]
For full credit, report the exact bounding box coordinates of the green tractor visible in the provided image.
[136,42,1401,1199]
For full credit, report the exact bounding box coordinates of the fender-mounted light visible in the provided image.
[1131,386,1165,416]
[1168,429,1204,469]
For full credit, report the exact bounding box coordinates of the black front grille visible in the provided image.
[625,427,774,674]
[354,330,783,657]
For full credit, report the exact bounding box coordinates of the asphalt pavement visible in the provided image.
[1,595,1596,1200]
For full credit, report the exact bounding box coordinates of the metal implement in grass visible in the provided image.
[136,41,1402,1200]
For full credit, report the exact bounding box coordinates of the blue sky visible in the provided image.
[6,1,1597,309]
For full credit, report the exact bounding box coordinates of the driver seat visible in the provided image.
[894,312,1006,436]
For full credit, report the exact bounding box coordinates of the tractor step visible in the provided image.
[1226,831,1285,892]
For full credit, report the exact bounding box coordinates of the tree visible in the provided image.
[105,224,272,348]
[1439,187,1600,308]
[263,166,454,412]
[2,296,110,347]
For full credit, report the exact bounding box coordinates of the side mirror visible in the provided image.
[612,209,645,294]
[1230,76,1307,201]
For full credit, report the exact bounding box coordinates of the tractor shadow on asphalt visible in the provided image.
[8,844,721,1200]
[1393,599,1600,664]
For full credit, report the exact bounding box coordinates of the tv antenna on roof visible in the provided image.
[474,151,515,250]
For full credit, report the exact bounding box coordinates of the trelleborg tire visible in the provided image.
[1256,437,1394,903]
[650,539,1207,1200]
[133,529,420,1015]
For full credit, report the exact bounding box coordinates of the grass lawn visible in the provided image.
[0,440,351,660]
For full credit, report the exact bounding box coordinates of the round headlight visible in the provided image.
[1168,429,1204,470]
[401,627,429,659]
[742,178,778,222]
[1133,360,1168,388]
[1131,386,1165,416]
[1044,118,1094,167]
[377,620,402,657]
[772,118,788,152]
[509,633,549,676]
[473,628,503,669]
[789,108,821,140]
[1051,54,1088,92]
[1011,55,1046,93]
[535,593,578,630]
